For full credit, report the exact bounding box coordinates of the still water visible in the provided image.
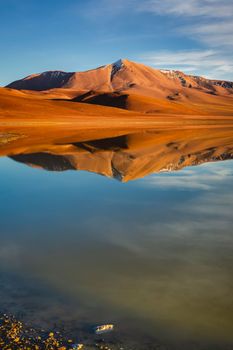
[0,155,233,349]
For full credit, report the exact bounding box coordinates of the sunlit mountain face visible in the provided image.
[5,59,233,117]
[1,126,233,181]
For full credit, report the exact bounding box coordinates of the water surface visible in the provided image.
[0,130,233,349]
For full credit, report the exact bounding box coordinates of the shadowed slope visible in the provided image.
[7,71,74,91]
[72,91,129,109]
[72,90,233,115]
[0,87,132,121]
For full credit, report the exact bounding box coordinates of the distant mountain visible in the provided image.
[6,59,233,115]
[7,59,233,93]
[7,71,74,91]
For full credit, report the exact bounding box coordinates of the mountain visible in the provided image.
[7,59,233,93]
[6,59,233,115]
[7,71,74,91]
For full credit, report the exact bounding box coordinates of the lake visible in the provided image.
[0,129,233,349]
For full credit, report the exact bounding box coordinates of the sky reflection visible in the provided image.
[0,158,233,348]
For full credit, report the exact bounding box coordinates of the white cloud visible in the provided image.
[79,0,233,79]
[139,0,233,18]
[137,0,233,78]
[140,49,233,79]
[184,20,233,48]
[140,0,233,78]
[142,161,233,191]
[84,0,233,19]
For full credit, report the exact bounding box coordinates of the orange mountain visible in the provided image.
[6,59,233,116]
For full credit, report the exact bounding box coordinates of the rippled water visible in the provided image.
[0,156,233,349]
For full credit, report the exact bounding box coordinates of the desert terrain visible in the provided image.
[2,60,233,120]
[1,59,233,179]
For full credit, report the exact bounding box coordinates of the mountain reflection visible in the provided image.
[6,127,233,181]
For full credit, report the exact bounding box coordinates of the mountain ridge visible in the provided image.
[5,59,233,116]
[7,59,233,92]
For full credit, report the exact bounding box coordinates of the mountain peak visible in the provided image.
[7,70,74,91]
[6,59,233,95]
[113,59,124,67]
[112,58,127,65]
[111,59,126,80]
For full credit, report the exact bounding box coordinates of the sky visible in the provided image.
[0,0,232,85]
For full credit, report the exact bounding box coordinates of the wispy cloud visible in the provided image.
[83,0,233,19]
[80,0,233,49]
[142,161,233,191]
[77,0,233,79]
[138,0,233,78]
[184,20,233,48]
[138,0,233,49]
[140,49,233,78]
[139,0,233,18]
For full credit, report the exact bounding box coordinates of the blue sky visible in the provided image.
[0,0,232,85]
